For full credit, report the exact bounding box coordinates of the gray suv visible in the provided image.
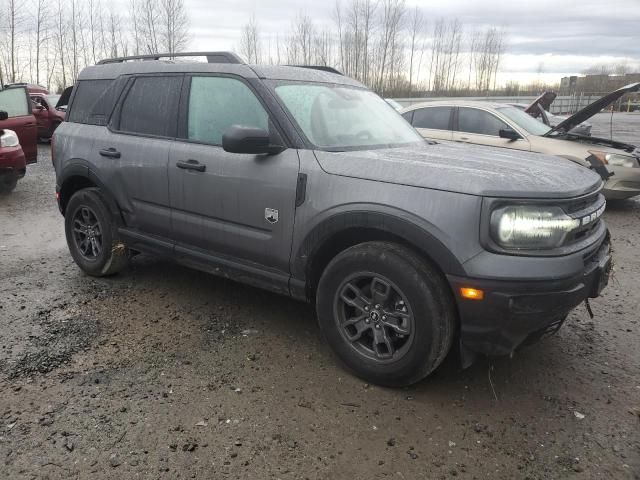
[53,52,612,387]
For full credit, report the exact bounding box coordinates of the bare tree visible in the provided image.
[160,0,189,53]
[54,0,67,86]
[376,0,405,93]
[239,15,261,63]
[407,5,425,92]
[6,0,26,82]
[34,0,49,85]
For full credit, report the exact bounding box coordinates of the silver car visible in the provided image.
[402,83,640,200]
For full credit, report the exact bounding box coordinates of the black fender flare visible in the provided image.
[292,210,466,284]
[58,161,122,221]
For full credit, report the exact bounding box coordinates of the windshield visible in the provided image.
[274,83,424,151]
[496,106,552,136]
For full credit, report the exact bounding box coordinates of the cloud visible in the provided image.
[184,0,640,76]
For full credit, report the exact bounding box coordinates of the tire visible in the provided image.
[64,188,129,276]
[0,176,17,194]
[316,241,456,387]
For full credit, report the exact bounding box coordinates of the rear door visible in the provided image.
[94,74,182,239]
[406,106,453,141]
[0,87,37,163]
[168,74,299,274]
[452,107,530,151]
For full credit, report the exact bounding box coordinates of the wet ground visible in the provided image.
[1,134,639,479]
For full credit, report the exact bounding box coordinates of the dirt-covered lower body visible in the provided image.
[0,142,639,479]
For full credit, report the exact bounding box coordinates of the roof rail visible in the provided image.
[97,52,245,65]
[288,65,343,75]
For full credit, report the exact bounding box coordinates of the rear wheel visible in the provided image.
[65,188,129,276]
[0,176,17,194]
[316,241,456,387]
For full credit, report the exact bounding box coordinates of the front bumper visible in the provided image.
[0,145,27,180]
[447,234,611,356]
[603,164,640,200]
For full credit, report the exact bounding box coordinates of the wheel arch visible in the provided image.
[58,164,122,221]
[292,211,465,300]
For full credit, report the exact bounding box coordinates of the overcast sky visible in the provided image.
[184,0,640,84]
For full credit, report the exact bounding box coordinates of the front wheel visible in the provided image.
[65,188,129,276]
[316,242,456,387]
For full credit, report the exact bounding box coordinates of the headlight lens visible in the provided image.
[0,129,19,148]
[491,206,580,249]
[588,150,637,168]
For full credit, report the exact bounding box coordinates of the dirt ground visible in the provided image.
[1,123,639,479]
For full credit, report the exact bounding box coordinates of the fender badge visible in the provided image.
[265,208,279,224]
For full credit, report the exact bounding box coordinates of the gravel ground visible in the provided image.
[0,137,639,480]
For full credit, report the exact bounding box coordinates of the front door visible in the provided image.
[407,106,454,142]
[452,107,530,151]
[168,75,299,274]
[0,87,38,163]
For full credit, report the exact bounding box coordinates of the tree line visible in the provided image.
[240,1,508,96]
[1,0,507,96]
[0,0,188,91]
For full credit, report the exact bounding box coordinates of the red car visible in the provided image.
[0,86,37,164]
[31,92,66,140]
[0,114,26,193]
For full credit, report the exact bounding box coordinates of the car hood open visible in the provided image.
[547,82,640,135]
[314,142,602,199]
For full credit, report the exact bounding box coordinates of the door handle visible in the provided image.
[176,160,206,172]
[99,147,121,159]
[459,136,470,141]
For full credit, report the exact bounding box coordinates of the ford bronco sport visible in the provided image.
[53,52,612,387]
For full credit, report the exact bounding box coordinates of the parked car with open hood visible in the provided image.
[507,91,592,136]
[402,83,640,200]
[53,52,611,387]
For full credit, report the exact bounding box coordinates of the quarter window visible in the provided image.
[119,76,182,136]
[187,76,268,145]
[457,108,509,136]
[412,107,452,130]
[67,80,113,124]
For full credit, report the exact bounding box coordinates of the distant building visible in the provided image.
[560,72,640,93]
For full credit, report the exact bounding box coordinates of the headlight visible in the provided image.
[0,129,19,148]
[490,206,580,249]
[588,150,637,168]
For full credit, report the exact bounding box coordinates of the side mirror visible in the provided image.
[0,111,7,121]
[499,128,521,141]
[222,125,285,155]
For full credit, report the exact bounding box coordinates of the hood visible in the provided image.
[314,142,602,199]
[526,91,557,119]
[547,82,640,135]
[56,86,73,109]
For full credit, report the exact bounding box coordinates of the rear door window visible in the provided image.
[0,88,30,117]
[186,76,268,145]
[412,107,452,130]
[457,107,509,136]
[118,76,182,137]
